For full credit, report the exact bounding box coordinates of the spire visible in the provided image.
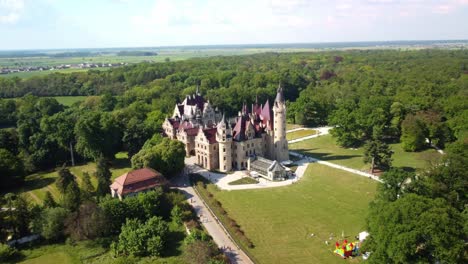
[275,83,285,103]
[196,85,200,95]
[255,94,259,104]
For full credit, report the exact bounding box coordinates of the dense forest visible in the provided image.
[0,49,466,182]
[0,49,467,263]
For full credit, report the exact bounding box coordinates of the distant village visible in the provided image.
[0,62,129,75]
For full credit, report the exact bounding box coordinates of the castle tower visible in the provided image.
[216,114,232,172]
[273,84,289,162]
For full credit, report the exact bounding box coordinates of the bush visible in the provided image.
[0,243,18,262]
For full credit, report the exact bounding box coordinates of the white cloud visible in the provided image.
[0,0,25,24]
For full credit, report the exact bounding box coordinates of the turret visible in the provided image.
[273,84,289,162]
[216,114,232,172]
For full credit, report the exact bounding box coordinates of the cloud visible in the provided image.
[0,0,25,24]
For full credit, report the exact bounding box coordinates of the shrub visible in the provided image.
[0,243,18,262]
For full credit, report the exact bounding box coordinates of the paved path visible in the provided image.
[173,165,254,264]
[288,126,333,144]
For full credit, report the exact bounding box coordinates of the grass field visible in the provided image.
[53,96,88,106]
[228,177,258,185]
[2,68,109,78]
[210,163,377,264]
[289,134,441,171]
[286,129,317,141]
[5,152,132,205]
[286,123,303,131]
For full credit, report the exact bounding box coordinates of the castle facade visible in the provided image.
[162,86,289,173]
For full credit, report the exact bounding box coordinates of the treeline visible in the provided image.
[0,93,183,190]
[117,51,158,56]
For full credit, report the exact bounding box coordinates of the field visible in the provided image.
[210,163,377,264]
[5,152,132,205]
[53,96,88,106]
[286,129,317,141]
[289,134,441,171]
[2,68,109,78]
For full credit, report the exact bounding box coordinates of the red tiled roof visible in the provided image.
[168,118,180,129]
[110,168,167,196]
[185,127,199,136]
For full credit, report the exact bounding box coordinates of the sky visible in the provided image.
[0,0,468,50]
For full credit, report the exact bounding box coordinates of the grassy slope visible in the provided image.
[289,134,441,171]
[6,152,132,205]
[212,163,376,264]
[286,129,317,141]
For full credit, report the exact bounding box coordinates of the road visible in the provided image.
[173,165,254,264]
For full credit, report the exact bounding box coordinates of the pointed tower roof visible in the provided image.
[275,83,285,103]
[217,113,226,129]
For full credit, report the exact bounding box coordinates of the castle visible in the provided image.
[162,85,289,178]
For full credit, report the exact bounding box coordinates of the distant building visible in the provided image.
[163,85,290,180]
[110,168,167,200]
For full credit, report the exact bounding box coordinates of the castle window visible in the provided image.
[224,156,226,160]
[223,147,226,152]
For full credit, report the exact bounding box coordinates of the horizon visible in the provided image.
[0,39,467,52]
[1,0,468,50]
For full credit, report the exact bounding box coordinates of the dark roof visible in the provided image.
[184,94,205,112]
[168,118,180,129]
[202,128,218,144]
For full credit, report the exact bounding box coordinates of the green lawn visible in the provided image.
[289,134,441,172]
[6,152,132,205]
[210,163,377,264]
[53,96,88,106]
[286,129,317,141]
[228,177,258,185]
[286,123,303,131]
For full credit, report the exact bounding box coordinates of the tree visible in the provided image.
[122,117,150,158]
[363,139,393,172]
[137,188,163,219]
[377,168,415,202]
[95,157,112,197]
[56,165,76,194]
[131,138,185,178]
[65,201,107,240]
[4,194,31,238]
[401,114,427,151]
[365,194,465,263]
[112,216,168,257]
[34,207,69,241]
[0,148,24,190]
[78,171,94,201]
[413,141,468,212]
[0,243,18,263]
[43,191,57,208]
[62,181,81,211]
[40,111,76,166]
[183,240,218,264]
[99,93,116,112]
[75,111,122,160]
[99,196,130,235]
